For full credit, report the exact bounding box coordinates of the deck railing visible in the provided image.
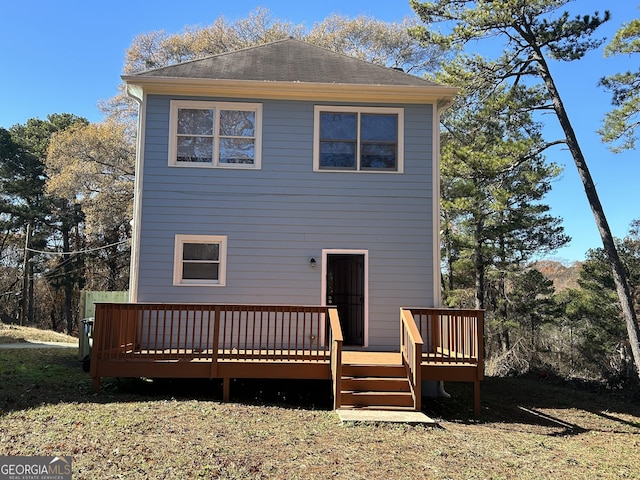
[90,303,482,412]
[400,308,423,410]
[92,303,339,365]
[408,308,484,365]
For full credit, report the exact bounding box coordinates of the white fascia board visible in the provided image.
[121,76,459,105]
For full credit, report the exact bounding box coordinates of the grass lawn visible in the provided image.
[1,347,639,479]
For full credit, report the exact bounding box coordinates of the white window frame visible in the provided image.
[173,234,227,286]
[168,100,262,169]
[313,105,404,173]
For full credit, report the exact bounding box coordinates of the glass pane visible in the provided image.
[361,143,397,169]
[183,243,219,261]
[320,113,357,140]
[219,110,255,137]
[177,108,214,135]
[183,262,219,281]
[177,137,213,163]
[361,114,397,142]
[219,138,255,164]
[319,141,356,168]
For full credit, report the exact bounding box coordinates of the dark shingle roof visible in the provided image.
[131,38,441,87]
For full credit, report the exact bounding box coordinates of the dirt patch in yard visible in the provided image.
[0,323,77,344]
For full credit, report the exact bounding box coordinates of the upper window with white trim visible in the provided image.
[169,100,262,168]
[314,106,403,172]
[173,234,227,286]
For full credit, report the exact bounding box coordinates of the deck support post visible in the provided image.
[473,380,480,416]
[222,377,230,401]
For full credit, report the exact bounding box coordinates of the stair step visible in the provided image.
[338,405,417,412]
[342,364,406,378]
[341,377,411,392]
[338,361,416,410]
[341,391,414,408]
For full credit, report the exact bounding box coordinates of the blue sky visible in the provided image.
[1,1,638,263]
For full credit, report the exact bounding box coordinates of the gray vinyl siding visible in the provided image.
[135,94,435,349]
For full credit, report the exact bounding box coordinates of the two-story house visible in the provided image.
[125,38,455,347]
[91,39,483,414]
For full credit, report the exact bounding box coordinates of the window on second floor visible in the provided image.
[313,106,404,172]
[169,100,262,169]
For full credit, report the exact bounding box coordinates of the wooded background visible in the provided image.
[1,3,639,386]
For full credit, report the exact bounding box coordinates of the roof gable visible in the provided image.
[130,38,441,87]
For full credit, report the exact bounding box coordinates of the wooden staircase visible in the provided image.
[339,361,416,410]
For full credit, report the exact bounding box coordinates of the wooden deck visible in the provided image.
[342,351,401,364]
[90,303,483,415]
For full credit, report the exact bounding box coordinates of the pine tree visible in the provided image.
[411,0,640,381]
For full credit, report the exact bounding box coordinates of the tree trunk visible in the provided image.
[536,52,640,381]
[441,220,455,295]
[498,271,511,353]
[106,243,119,291]
[28,262,34,325]
[474,221,485,310]
[62,228,74,334]
[498,230,510,352]
[20,223,31,325]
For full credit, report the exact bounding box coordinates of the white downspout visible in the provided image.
[434,98,453,399]
[125,84,145,303]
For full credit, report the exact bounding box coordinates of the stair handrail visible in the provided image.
[328,307,343,409]
[400,308,423,411]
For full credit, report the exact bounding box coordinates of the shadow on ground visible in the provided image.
[423,375,640,435]
[113,376,334,410]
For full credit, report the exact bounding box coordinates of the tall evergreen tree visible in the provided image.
[438,66,568,354]
[0,127,49,324]
[7,114,88,329]
[599,16,640,152]
[411,0,640,380]
[559,222,639,382]
[438,61,568,294]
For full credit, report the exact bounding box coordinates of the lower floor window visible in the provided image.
[173,235,227,286]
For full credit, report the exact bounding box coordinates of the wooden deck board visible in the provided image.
[342,351,402,365]
[121,348,330,355]
[98,348,477,370]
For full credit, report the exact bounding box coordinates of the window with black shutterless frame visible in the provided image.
[313,105,404,173]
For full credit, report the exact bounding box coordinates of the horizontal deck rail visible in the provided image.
[90,303,340,392]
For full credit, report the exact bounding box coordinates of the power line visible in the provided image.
[25,239,129,256]
[42,249,129,280]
